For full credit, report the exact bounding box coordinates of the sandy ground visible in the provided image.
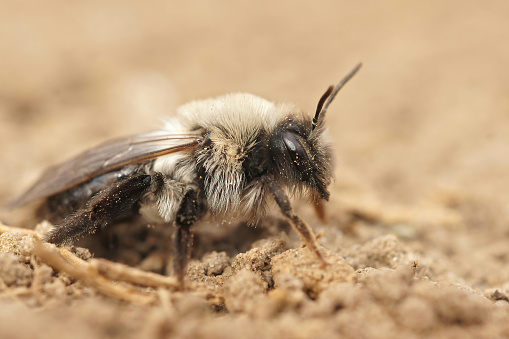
[1,1,509,338]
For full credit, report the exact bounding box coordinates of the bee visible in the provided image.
[9,64,361,285]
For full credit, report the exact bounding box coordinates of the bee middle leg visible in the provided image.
[44,174,157,246]
[173,189,206,288]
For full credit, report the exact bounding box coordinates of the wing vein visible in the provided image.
[7,130,206,208]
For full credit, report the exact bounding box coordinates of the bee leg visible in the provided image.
[173,190,205,288]
[44,174,153,246]
[262,175,326,264]
[313,200,328,224]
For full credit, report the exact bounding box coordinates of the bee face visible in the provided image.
[268,116,333,202]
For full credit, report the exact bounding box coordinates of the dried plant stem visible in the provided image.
[90,258,179,290]
[1,224,180,304]
[0,224,42,239]
[34,241,156,304]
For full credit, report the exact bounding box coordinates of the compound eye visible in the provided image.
[282,131,311,181]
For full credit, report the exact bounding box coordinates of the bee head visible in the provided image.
[267,63,361,202]
[268,115,333,202]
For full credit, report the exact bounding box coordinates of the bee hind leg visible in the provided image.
[173,189,206,289]
[44,174,154,246]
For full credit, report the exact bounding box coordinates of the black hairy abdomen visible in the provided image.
[38,164,148,223]
[39,172,117,222]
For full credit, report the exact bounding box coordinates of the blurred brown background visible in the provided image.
[1,1,508,248]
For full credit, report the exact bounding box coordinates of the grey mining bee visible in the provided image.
[9,64,361,285]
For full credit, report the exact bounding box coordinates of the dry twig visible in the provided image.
[1,223,180,304]
[34,241,157,304]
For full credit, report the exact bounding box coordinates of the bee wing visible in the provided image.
[8,130,205,208]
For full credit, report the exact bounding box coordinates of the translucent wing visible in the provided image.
[8,130,205,208]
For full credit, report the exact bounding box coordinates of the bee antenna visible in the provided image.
[313,85,334,126]
[312,63,362,130]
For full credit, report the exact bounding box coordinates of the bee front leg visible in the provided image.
[173,190,206,288]
[262,175,326,263]
[44,174,154,246]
